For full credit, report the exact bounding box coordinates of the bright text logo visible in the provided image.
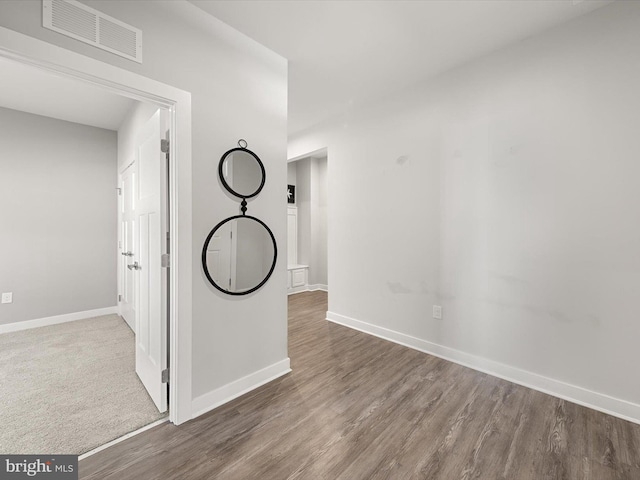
[0,455,77,479]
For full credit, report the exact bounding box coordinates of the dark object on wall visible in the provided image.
[202,215,277,296]
[287,184,295,204]
[202,139,278,296]
[218,139,266,201]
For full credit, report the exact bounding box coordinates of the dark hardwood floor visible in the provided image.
[80,291,640,479]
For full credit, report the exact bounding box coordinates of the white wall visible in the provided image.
[287,162,297,187]
[0,0,288,408]
[295,159,312,268]
[0,107,117,325]
[310,157,327,287]
[289,1,640,421]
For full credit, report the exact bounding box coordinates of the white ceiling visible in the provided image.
[0,1,613,134]
[0,56,135,131]
[191,0,613,135]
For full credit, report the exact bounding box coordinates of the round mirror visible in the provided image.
[202,215,277,295]
[218,147,266,199]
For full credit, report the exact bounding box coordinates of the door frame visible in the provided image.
[0,26,193,425]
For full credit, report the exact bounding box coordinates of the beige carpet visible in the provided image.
[0,314,167,454]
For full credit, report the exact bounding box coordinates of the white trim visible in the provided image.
[288,285,310,295]
[288,147,327,163]
[288,284,328,295]
[326,311,640,426]
[191,358,291,419]
[78,417,169,460]
[0,26,192,425]
[0,307,118,334]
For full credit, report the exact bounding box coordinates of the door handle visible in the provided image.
[127,262,141,270]
[121,251,134,257]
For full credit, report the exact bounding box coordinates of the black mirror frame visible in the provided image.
[201,214,278,296]
[218,147,266,200]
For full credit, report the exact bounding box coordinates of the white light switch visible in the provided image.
[433,305,442,319]
[1,292,13,304]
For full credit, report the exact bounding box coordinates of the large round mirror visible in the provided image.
[202,215,277,295]
[218,147,266,199]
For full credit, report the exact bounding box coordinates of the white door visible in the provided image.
[205,221,232,290]
[119,164,136,330]
[133,109,168,413]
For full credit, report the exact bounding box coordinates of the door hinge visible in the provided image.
[116,187,122,195]
[118,294,122,302]
[160,139,170,153]
[161,253,170,268]
[161,368,169,383]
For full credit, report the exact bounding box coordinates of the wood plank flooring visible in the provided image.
[80,291,640,479]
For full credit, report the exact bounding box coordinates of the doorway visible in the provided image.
[0,25,192,430]
[0,63,169,455]
[286,151,328,295]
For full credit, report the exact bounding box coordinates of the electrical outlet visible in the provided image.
[433,305,442,319]
[1,292,13,304]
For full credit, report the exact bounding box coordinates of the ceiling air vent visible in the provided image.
[43,0,142,63]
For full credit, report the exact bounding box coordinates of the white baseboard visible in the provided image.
[288,284,328,295]
[326,311,640,425]
[288,285,309,295]
[191,358,291,419]
[0,306,119,334]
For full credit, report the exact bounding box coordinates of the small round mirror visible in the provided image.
[202,215,277,295]
[219,147,265,199]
